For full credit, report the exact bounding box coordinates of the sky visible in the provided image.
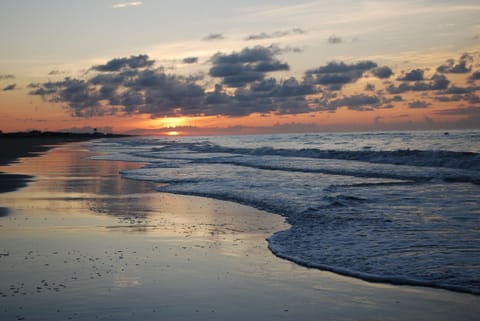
[0,0,479,135]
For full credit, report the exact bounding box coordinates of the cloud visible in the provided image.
[408,100,431,108]
[397,68,424,81]
[182,57,199,64]
[92,54,154,72]
[327,34,342,44]
[48,70,66,75]
[444,86,472,94]
[372,66,393,79]
[470,70,480,80]
[387,74,450,93]
[112,2,143,9]
[203,77,315,117]
[306,61,377,89]
[28,50,478,121]
[324,94,381,111]
[30,51,319,118]
[203,33,224,41]
[2,84,16,91]
[0,74,15,80]
[209,45,290,87]
[245,28,305,41]
[437,53,473,74]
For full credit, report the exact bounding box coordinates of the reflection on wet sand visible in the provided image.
[0,142,479,321]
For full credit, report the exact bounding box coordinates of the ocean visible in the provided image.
[90,130,480,294]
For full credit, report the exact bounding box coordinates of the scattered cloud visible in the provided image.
[408,100,431,108]
[437,53,473,74]
[325,94,381,111]
[209,45,289,88]
[48,70,67,75]
[92,54,154,72]
[387,74,450,93]
[203,33,224,41]
[182,57,199,64]
[245,28,305,41]
[327,34,342,44]
[112,2,143,9]
[2,84,16,91]
[397,68,424,81]
[28,49,479,121]
[372,66,394,79]
[306,61,377,89]
[470,70,480,80]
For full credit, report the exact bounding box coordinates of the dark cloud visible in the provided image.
[203,33,224,41]
[327,34,342,44]
[183,57,199,64]
[35,78,104,117]
[372,66,393,79]
[0,74,15,80]
[308,61,377,74]
[434,95,463,102]
[29,50,478,121]
[408,100,431,108]
[387,74,450,93]
[2,83,16,91]
[323,94,381,111]
[306,61,377,89]
[437,53,473,74]
[209,46,290,87]
[211,46,282,64]
[444,86,472,94]
[203,78,315,116]
[222,71,265,88]
[245,28,305,41]
[48,70,66,75]
[470,70,480,80]
[430,74,450,90]
[390,95,404,102]
[92,54,154,72]
[30,52,311,118]
[397,68,424,81]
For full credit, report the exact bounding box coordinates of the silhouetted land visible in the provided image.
[0,131,131,193]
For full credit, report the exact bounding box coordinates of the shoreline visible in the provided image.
[0,141,479,320]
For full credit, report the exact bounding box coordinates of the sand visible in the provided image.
[0,141,479,321]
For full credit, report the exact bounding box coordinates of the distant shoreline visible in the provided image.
[0,131,131,193]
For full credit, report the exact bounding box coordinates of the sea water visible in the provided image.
[90,130,480,294]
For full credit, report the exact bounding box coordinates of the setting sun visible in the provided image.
[166,131,182,136]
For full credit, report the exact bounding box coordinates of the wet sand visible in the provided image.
[0,136,96,194]
[0,142,479,320]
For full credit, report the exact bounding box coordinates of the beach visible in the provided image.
[0,139,479,321]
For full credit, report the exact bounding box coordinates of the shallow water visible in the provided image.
[90,130,480,294]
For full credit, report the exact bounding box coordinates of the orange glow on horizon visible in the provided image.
[154,117,188,128]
